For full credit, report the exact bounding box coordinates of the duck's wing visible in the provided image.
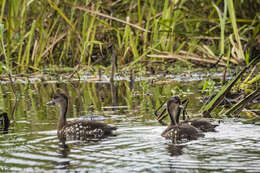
[65,120,117,135]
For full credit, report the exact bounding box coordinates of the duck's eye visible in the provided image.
[53,95,59,99]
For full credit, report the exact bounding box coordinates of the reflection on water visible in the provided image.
[54,142,70,169]
[167,144,185,156]
[0,75,260,172]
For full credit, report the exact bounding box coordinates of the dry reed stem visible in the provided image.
[147,53,227,66]
[68,65,81,80]
[31,40,38,62]
[41,32,68,59]
[197,45,238,64]
[7,74,17,99]
[72,6,150,33]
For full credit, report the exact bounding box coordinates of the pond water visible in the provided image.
[0,71,260,172]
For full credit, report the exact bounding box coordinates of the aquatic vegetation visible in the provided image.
[0,0,259,73]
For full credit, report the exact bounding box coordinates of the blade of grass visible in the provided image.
[47,0,75,31]
[0,24,9,68]
[0,0,6,24]
[225,88,260,116]
[200,57,260,116]
[123,41,161,71]
[212,1,227,55]
[21,20,36,71]
[227,0,245,61]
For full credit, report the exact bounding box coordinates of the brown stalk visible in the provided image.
[110,50,117,82]
[41,32,68,59]
[7,74,16,99]
[31,40,38,62]
[7,73,18,120]
[68,64,81,80]
[197,45,238,64]
[72,6,150,33]
[147,54,227,66]
[150,48,228,66]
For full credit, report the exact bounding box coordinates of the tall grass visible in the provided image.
[0,0,259,73]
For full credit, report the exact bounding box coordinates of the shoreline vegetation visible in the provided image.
[0,0,259,73]
[0,0,259,120]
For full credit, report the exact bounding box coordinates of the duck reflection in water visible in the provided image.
[167,144,185,156]
[51,142,71,169]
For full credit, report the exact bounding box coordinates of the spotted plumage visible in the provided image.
[59,120,116,140]
[47,93,117,141]
[159,96,204,142]
[162,123,203,141]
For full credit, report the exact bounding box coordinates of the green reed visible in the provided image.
[0,0,259,73]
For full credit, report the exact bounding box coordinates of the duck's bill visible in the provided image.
[46,100,55,105]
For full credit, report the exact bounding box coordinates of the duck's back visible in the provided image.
[185,119,218,132]
[59,120,117,140]
[162,124,204,141]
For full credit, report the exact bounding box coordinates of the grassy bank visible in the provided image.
[0,0,259,73]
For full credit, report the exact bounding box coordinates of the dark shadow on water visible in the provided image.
[167,144,185,157]
[53,142,71,169]
[0,112,10,134]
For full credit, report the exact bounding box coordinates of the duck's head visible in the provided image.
[157,96,182,121]
[167,96,181,116]
[0,112,8,118]
[167,96,181,110]
[163,96,182,125]
[47,93,68,107]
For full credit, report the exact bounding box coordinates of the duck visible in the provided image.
[158,96,204,142]
[46,93,117,141]
[181,99,218,132]
[183,116,218,132]
[156,96,218,132]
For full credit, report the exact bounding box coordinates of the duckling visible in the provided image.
[46,93,117,141]
[183,117,218,132]
[158,96,204,142]
[182,100,218,132]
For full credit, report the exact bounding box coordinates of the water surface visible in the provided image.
[0,72,259,172]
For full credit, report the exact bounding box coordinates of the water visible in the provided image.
[0,72,260,172]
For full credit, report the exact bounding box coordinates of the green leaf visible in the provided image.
[200,57,260,115]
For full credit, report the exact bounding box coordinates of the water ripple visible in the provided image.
[1,120,260,172]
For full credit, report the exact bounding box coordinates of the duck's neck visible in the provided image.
[168,105,180,126]
[0,113,9,126]
[57,100,68,131]
[3,114,10,126]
